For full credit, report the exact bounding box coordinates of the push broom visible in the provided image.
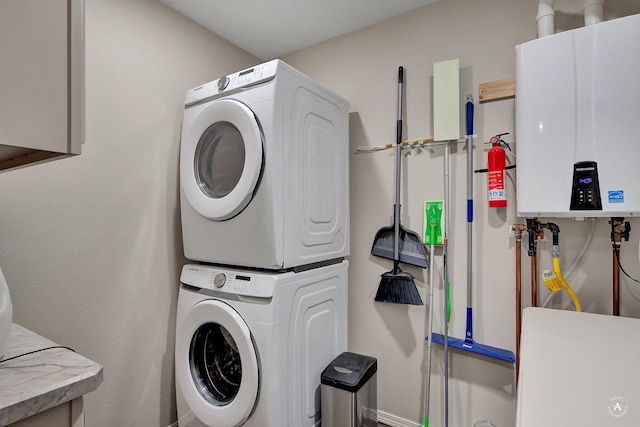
[431,95,515,362]
[374,66,424,305]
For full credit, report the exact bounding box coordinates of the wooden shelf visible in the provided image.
[479,77,515,103]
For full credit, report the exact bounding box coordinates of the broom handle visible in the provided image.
[443,138,450,427]
[466,95,474,341]
[393,67,404,263]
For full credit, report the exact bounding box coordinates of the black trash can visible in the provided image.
[321,352,377,427]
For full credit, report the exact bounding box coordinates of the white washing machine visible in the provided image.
[180,60,350,270]
[175,261,348,427]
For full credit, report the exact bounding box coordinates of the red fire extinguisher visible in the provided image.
[488,136,507,208]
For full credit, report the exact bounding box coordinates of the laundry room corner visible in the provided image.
[281,0,640,426]
[279,2,529,425]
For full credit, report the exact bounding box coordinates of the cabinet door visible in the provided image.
[0,0,84,171]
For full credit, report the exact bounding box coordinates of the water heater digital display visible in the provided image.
[570,161,601,211]
[515,14,640,218]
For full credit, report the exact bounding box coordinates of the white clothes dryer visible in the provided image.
[175,261,348,427]
[180,60,350,270]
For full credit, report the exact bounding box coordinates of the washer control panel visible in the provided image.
[180,264,275,298]
[185,60,279,107]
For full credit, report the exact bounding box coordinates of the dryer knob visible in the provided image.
[217,76,230,91]
[213,273,226,288]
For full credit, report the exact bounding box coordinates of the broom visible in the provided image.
[374,66,423,305]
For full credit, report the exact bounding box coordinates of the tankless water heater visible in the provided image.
[515,13,640,218]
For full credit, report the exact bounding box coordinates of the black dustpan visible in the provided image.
[371,223,429,268]
[373,67,425,305]
[370,66,428,270]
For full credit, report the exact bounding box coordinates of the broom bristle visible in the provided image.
[375,267,423,305]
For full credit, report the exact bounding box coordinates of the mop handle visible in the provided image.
[466,96,474,223]
[443,142,450,427]
[466,95,474,338]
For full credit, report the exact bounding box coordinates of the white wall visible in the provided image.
[283,0,640,426]
[0,0,257,426]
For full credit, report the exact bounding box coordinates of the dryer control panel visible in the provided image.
[180,264,275,298]
[185,59,279,107]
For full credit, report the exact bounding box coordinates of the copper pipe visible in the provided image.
[611,218,625,316]
[531,250,538,308]
[613,245,620,316]
[516,235,522,375]
[526,219,540,308]
[512,224,525,382]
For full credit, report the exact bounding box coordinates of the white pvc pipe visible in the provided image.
[537,0,604,39]
[537,0,556,38]
[563,218,596,278]
[584,0,604,26]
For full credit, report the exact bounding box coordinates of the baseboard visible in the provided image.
[167,412,416,427]
[377,410,421,427]
[168,413,416,427]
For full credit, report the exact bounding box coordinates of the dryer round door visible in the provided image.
[181,99,264,220]
[176,299,260,427]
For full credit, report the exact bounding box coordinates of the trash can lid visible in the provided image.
[321,351,377,393]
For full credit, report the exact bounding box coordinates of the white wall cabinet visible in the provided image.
[0,0,84,172]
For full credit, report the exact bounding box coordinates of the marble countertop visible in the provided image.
[0,324,103,426]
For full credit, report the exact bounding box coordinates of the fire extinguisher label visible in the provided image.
[489,189,506,199]
[488,170,507,206]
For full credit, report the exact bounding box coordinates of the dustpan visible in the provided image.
[371,227,429,268]
[370,66,428,270]
[373,67,424,305]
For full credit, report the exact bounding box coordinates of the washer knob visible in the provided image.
[217,76,230,91]
[213,273,226,288]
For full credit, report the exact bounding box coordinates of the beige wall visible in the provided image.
[1,0,640,426]
[283,0,640,425]
[0,0,257,426]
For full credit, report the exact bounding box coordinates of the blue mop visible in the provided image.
[430,95,514,363]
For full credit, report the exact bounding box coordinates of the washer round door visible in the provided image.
[181,99,264,221]
[176,299,260,427]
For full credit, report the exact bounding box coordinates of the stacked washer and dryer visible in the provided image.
[175,60,350,427]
